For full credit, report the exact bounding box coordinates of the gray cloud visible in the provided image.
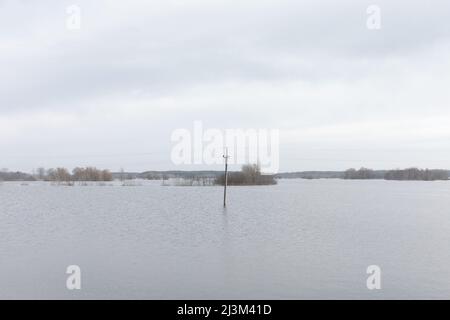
[1,0,450,171]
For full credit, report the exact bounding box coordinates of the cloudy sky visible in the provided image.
[1,0,450,172]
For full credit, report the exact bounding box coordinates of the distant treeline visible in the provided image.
[0,167,112,182]
[344,167,449,181]
[136,170,223,181]
[0,170,35,181]
[215,164,277,186]
[1,167,449,182]
[275,171,343,179]
[343,168,382,180]
[384,168,448,181]
[111,170,223,181]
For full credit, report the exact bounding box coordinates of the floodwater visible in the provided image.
[1,179,450,299]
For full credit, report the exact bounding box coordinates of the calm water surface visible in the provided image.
[1,179,450,299]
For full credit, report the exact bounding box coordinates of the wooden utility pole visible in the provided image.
[223,148,229,207]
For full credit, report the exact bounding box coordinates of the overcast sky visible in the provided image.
[1,0,450,172]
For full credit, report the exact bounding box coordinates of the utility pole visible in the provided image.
[223,148,229,207]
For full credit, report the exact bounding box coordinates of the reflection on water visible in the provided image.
[1,179,450,299]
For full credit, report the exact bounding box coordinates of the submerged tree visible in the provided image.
[72,167,113,181]
[215,164,277,186]
[48,168,71,184]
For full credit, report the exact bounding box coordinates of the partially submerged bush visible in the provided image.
[215,164,277,186]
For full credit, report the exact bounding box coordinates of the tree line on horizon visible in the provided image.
[1,166,449,182]
[0,167,113,183]
[344,167,449,181]
[0,165,276,185]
